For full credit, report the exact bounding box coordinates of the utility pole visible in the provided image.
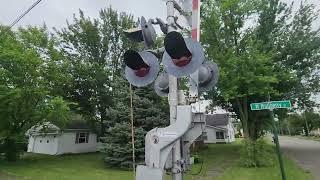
[304,110,310,136]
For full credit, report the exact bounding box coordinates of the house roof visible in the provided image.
[206,125,227,131]
[26,122,61,136]
[205,114,229,126]
[26,120,92,136]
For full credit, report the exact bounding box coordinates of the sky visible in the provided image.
[0,0,167,29]
[0,0,319,30]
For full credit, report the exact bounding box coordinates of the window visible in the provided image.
[216,131,225,139]
[75,132,89,144]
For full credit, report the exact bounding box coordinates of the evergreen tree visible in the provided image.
[101,76,169,168]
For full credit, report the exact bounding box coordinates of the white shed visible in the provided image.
[203,114,235,144]
[26,121,98,155]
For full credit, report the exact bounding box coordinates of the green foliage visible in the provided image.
[192,154,203,164]
[55,7,141,136]
[202,0,320,139]
[53,8,169,168]
[0,7,169,166]
[286,111,320,136]
[239,139,274,167]
[0,26,72,161]
[45,97,75,128]
[100,122,145,168]
[102,80,169,168]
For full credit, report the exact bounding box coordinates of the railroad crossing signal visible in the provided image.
[122,1,220,180]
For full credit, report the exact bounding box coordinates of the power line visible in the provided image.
[9,0,43,28]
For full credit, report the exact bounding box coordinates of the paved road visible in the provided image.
[279,136,320,180]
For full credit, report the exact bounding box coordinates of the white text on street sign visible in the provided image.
[250,100,292,111]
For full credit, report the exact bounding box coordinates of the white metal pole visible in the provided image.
[189,0,201,99]
[166,1,183,180]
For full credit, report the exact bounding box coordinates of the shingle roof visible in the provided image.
[65,120,91,130]
[205,114,229,126]
[26,120,92,136]
[26,122,61,135]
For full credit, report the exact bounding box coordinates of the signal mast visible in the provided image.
[123,1,219,180]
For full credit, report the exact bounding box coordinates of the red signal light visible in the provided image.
[172,56,192,67]
[134,67,150,77]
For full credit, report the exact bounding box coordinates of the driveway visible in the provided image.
[279,136,320,180]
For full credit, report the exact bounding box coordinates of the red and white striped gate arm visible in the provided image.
[191,0,200,41]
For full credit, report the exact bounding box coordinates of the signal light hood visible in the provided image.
[124,51,160,87]
[162,32,204,77]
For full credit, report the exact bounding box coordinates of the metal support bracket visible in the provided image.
[136,105,193,180]
[182,113,206,170]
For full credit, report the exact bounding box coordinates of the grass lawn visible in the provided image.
[0,153,133,180]
[189,141,312,180]
[0,142,312,180]
[217,155,312,180]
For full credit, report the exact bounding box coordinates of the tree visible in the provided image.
[101,76,169,168]
[55,8,139,136]
[201,0,320,140]
[0,26,72,161]
[286,111,320,136]
[53,7,169,167]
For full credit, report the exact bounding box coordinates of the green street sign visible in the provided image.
[250,100,292,111]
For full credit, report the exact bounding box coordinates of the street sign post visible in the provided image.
[250,100,291,180]
[250,100,291,111]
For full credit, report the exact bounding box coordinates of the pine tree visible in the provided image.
[101,77,169,168]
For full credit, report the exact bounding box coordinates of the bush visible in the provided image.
[192,154,203,164]
[0,137,27,161]
[239,138,274,167]
[2,137,21,161]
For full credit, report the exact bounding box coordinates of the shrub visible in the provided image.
[239,138,274,167]
[1,137,24,161]
[0,137,28,160]
[192,154,203,164]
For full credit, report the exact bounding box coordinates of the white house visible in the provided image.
[203,114,235,144]
[26,121,98,155]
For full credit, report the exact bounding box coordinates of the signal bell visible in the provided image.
[154,73,169,97]
[123,16,156,48]
[162,31,204,77]
[124,50,160,87]
[198,61,219,92]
